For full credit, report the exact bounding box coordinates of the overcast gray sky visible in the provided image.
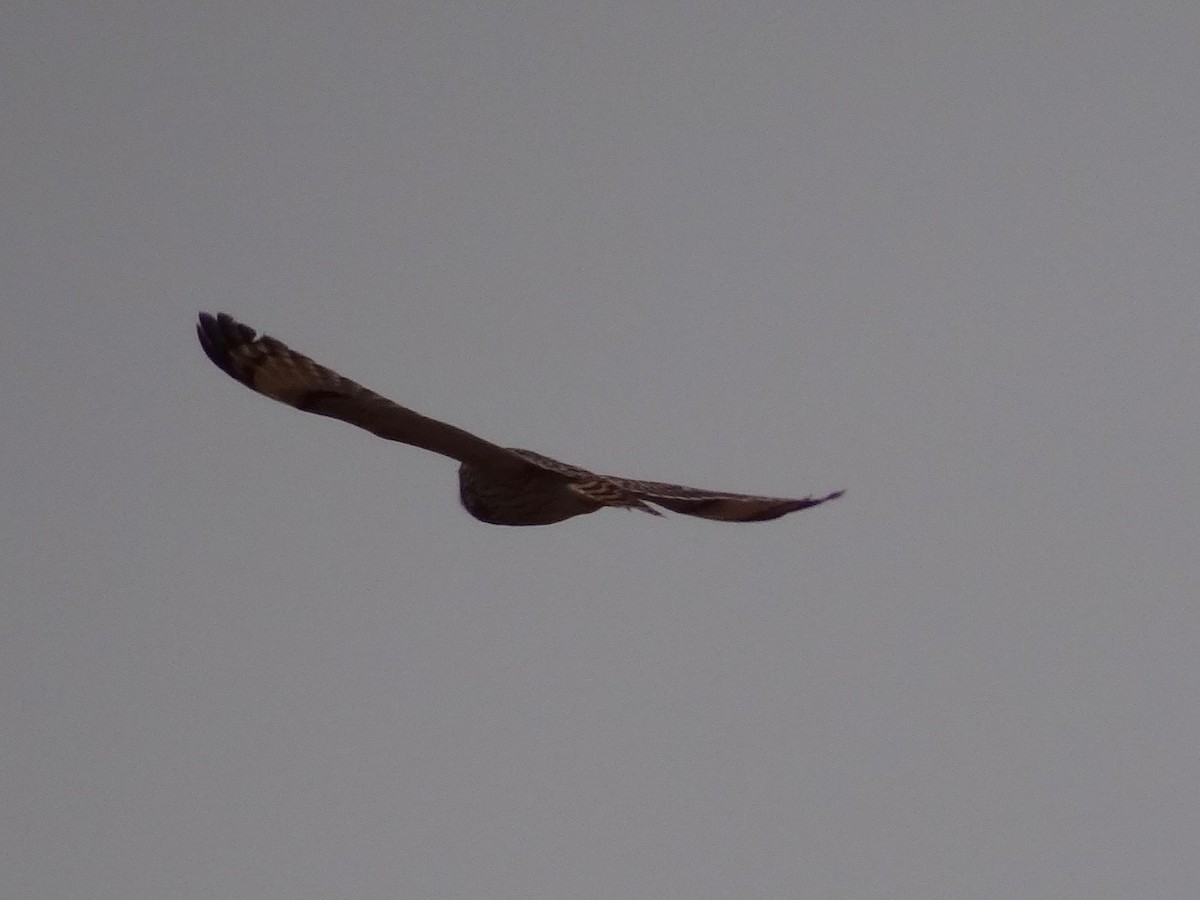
[4,3,1199,898]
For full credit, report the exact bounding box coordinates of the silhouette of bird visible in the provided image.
[196,313,843,525]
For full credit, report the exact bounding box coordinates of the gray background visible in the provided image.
[4,3,1198,898]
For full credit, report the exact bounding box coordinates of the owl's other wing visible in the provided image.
[608,475,844,522]
[196,312,530,473]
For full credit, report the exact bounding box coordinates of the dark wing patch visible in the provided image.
[196,312,530,471]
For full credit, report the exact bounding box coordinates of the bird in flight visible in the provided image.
[196,312,843,525]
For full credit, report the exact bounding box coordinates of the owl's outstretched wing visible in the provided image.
[196,312,530,473]
[608,476,844,522]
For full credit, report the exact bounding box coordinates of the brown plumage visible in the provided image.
[196,312,843,525]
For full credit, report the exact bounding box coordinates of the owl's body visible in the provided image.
[196,312,842,525]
